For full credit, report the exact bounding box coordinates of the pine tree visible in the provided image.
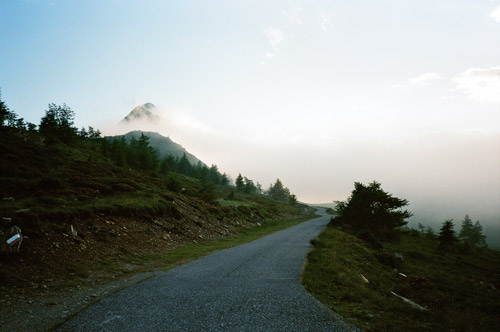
[438,219,457,250]
[220,173,230,186]
[243,177,256,194]
[334,181,412,240]
[458,215,474,245]
[0,90,8,127]
[472,220,487,248]
[458,215,487,248]
[235,174,245,192]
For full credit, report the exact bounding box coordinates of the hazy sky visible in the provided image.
[1,1,499,238]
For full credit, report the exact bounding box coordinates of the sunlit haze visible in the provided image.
[1,1,499,243]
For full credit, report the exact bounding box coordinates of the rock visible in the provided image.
[2,197,15,202]
[390,291,428,311]
[2,217,12,222]
[15,208,31,214]
[393,253,404,261]
[0,226,23,253]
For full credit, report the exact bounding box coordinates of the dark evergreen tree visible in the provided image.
[438,219,457,250]
[459,215,487,248]
[220,173,230,186]
[15,117,25,130]
[177,153,192,176]
[208,165,221,184]
[268,179,286,200]
[235,173,245,192]
[473,221,487,248]
[0,90,18,128]
[0,90,9,127]
[334,181,412,240]
[458,215,474,246]
[243,177,256,194]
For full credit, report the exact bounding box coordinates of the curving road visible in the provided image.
[56,209,357,332]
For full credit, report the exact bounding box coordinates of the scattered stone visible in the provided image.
[2,197,15,202]
[15,208,31,214]
[390,291,427,311]
[393,252,404,262]
[360,274,369,284]
[2,217,12,222]
[366,313,374,319]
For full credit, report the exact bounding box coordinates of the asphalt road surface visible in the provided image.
[57,209,358,332]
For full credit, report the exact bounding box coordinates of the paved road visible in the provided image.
[57,209,357,332]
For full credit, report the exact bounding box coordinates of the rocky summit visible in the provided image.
[120,103,161,123]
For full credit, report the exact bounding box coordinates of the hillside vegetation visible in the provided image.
[0,102,312,301]
[303,182,500,332]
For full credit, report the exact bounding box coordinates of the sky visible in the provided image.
[1,1,499,242]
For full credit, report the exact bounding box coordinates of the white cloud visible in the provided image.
[319,9,333,31]
[454,65,500,103]
[264,27,285,50]
[409,72,444,86]
[281,5,302,25]
[491,5,500,22]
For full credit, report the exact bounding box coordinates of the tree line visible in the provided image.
[1,97,299,203]
[333,181,487,250]
[234,175,297,205]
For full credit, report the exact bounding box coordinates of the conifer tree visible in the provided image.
[235,173,245,192]
[334,181,412,240]
[438,219,457,250]
[458,215,487,248]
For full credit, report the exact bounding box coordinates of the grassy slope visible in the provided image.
[303,223,500,332]
[0,128,303,226]
[0,128,314,291]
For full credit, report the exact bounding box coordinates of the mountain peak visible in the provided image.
[121,103,161,123]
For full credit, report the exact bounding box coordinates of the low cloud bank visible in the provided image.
[102,105,500,248]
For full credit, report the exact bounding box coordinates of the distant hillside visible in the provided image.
[108,130,203,166]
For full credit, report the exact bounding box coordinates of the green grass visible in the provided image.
[303,225,500,332]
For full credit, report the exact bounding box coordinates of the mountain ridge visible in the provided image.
[107,130,204,166]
